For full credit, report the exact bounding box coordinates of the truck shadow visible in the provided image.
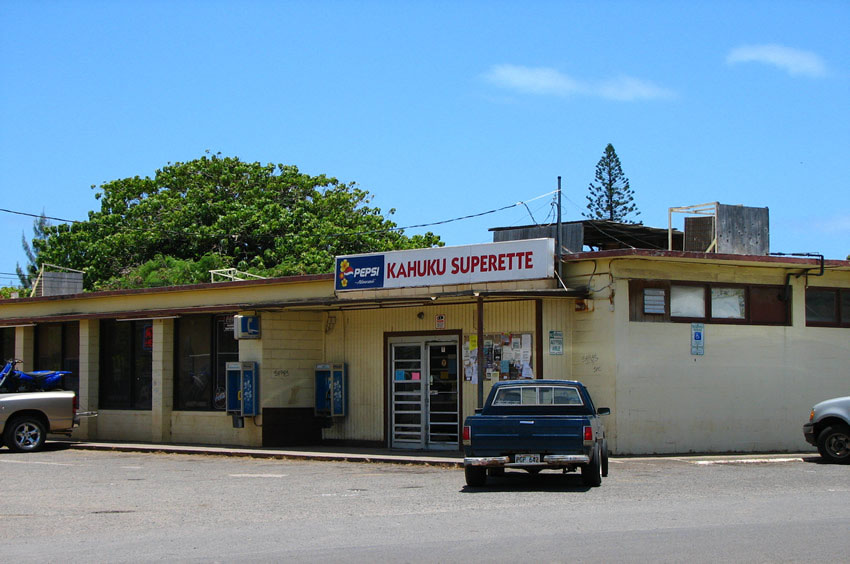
[801,455,834,464]
[461,470,593,493]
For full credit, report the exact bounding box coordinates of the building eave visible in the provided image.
[562,248,850,270]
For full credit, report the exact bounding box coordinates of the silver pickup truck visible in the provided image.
[803,395,850,464]
[0,371,85,453]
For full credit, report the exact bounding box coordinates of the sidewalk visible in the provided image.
[60,440,817,468]
[62,440,465,468]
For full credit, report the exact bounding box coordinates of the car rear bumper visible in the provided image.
[465,454,590,467]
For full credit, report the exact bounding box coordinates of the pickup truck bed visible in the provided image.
[0,389,81,453]
[463,380,609,487]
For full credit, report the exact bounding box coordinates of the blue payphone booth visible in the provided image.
[315,363,347,418]
[226,362,259,426]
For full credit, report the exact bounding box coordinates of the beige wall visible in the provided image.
[96,411,153,442]
[163,311,326,448]
[321,299,565,444]
[572,257,850,455]
[73,319,98,439]
[5,257,847,454]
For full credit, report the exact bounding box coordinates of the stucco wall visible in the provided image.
[582,258,850,454]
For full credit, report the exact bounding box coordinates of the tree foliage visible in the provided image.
[16,212,50,289]
[33,154,442,290]
[584,144,639,223]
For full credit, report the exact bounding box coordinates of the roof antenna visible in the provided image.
[556,176,563,279]
[522,201,537,224]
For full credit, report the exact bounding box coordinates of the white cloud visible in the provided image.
[596,75,676,101]
[483,64,674,101]
[726,44,827,77]
[816,215,850,234]
[483,64,582,96]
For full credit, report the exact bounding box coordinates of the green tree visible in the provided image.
[584,144,640,223]
[16,211,51,289]
[35,154,442,290]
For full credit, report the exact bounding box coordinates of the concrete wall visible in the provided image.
[96,411,152,442]
[250,311,325,410]
[74,319,98,439]
[162,311,327,448]
[572,257,849,454]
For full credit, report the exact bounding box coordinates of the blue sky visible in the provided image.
[1,1,848,286]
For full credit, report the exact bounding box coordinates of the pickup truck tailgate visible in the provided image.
[469,415,586,455]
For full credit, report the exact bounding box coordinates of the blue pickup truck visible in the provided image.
[462,380,610,487]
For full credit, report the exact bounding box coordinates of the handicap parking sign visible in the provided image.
[691,323,705,355]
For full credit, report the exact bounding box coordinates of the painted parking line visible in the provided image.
[228,473,288,478]
[0,459,75,466]
[691,457,804,465]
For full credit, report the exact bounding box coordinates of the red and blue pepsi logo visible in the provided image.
[336,255,385,290]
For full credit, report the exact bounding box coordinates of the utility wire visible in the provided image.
[0,189,560,242]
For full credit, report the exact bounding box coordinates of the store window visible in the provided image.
[806,288,850,327]
[35,321,79,394]
[175,315,238,411]
[100,320,153,409]
[630,281,788,326]
[710,287,746,319]
[671,286,705,318]
[1,327,14,363]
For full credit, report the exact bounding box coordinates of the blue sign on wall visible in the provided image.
[335,255,385,291]
[235,315,260,339]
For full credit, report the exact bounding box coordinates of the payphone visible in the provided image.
[315,363,347,418]
[226,361,260,426]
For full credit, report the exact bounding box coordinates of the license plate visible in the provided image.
[515,454,540,464]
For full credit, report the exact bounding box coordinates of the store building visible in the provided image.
[1,205,848,454]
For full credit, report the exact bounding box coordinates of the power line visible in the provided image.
[0,190,560,243]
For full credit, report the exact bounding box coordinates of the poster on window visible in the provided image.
[463,333,533,381]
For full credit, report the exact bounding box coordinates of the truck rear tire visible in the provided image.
[581,443,603,487]
[601,438,609,477]
[464,465,487,487]
[4,416,47,453]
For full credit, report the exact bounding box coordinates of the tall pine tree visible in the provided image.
[584,144,639,223]
[16,212,50,289]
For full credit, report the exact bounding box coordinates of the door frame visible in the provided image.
[384,330,463,449]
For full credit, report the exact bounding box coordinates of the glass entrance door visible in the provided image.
[426,343,458,447]
[390,339,459,449]
[390,344,424,447]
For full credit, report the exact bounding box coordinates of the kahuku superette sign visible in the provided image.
[335,238,555,291]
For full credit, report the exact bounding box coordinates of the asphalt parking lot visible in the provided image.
[1,445,846,563]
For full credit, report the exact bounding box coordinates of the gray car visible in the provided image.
[803,396,850,464]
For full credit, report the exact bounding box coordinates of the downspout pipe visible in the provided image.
[770,252,824,301]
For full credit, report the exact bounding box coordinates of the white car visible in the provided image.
[803,396,850,464]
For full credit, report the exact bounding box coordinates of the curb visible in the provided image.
[65,441,465,468]
[62,441,817,469]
